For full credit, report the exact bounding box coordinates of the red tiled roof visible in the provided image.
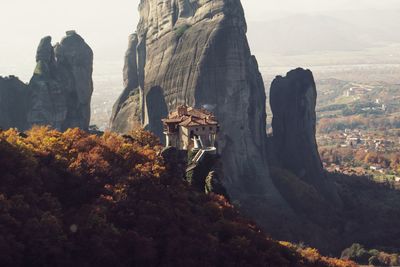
[179,117,218,127]
[162,105,218,127]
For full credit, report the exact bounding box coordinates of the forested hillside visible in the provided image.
[0,127,355,267]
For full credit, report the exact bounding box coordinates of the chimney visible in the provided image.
[178,105,188,117]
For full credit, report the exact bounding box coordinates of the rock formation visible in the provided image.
[110,34,143,134]
[270,68,339,200]
[28,31,93,131]
[0,31,93,132]
[111,0,291,220]
[0,76,29,130]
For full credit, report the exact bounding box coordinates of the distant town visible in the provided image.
[318,128,400,186]
[314,79,400,188]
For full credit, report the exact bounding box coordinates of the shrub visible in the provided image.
[174,24,191,38]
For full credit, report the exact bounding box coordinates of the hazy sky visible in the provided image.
[1,0,399,81]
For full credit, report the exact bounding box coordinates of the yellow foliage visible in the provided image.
[279,241,358,267]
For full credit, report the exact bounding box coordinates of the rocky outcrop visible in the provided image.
[28,31,93,131]
[110,34,143,133]
[28,36,67,130]
[270,68,339,200]
[111,0,292,221]
[0,76,29,130]
[0,31,93,132]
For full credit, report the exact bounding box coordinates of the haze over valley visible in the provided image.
[1,0,400,128]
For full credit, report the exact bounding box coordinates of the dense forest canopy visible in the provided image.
[0,127,355,267]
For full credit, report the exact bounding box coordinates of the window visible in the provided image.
[209,127,212,130]
[196,128,199,131]
[202,127,205,130]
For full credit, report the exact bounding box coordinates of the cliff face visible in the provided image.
[270,68,338,200]
[28,31,93,131]
[111,0,291,217]
[110,34,143,133]
[0,76,29,130]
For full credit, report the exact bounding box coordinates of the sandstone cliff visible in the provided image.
[28,31,93,131]
[0,76,29,130]
[111,0,292,221]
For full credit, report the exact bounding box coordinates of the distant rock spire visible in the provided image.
[28,31,93,131]
[270,68,340,202]
[0,32,94,132]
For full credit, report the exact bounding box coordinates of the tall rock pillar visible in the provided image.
[110,0,293,224]
[270,68,340,202]
[28,31,93,131]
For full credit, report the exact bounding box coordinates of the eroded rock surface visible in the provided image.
[270,68,339,200]
[0,76,29,130]
[110,34,143,133]
[111,0,292,223]
[28,31,93,131]
[0,32,93,132]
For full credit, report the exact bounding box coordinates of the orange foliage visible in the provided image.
[280,242,358,267]
[0,127,353,267]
